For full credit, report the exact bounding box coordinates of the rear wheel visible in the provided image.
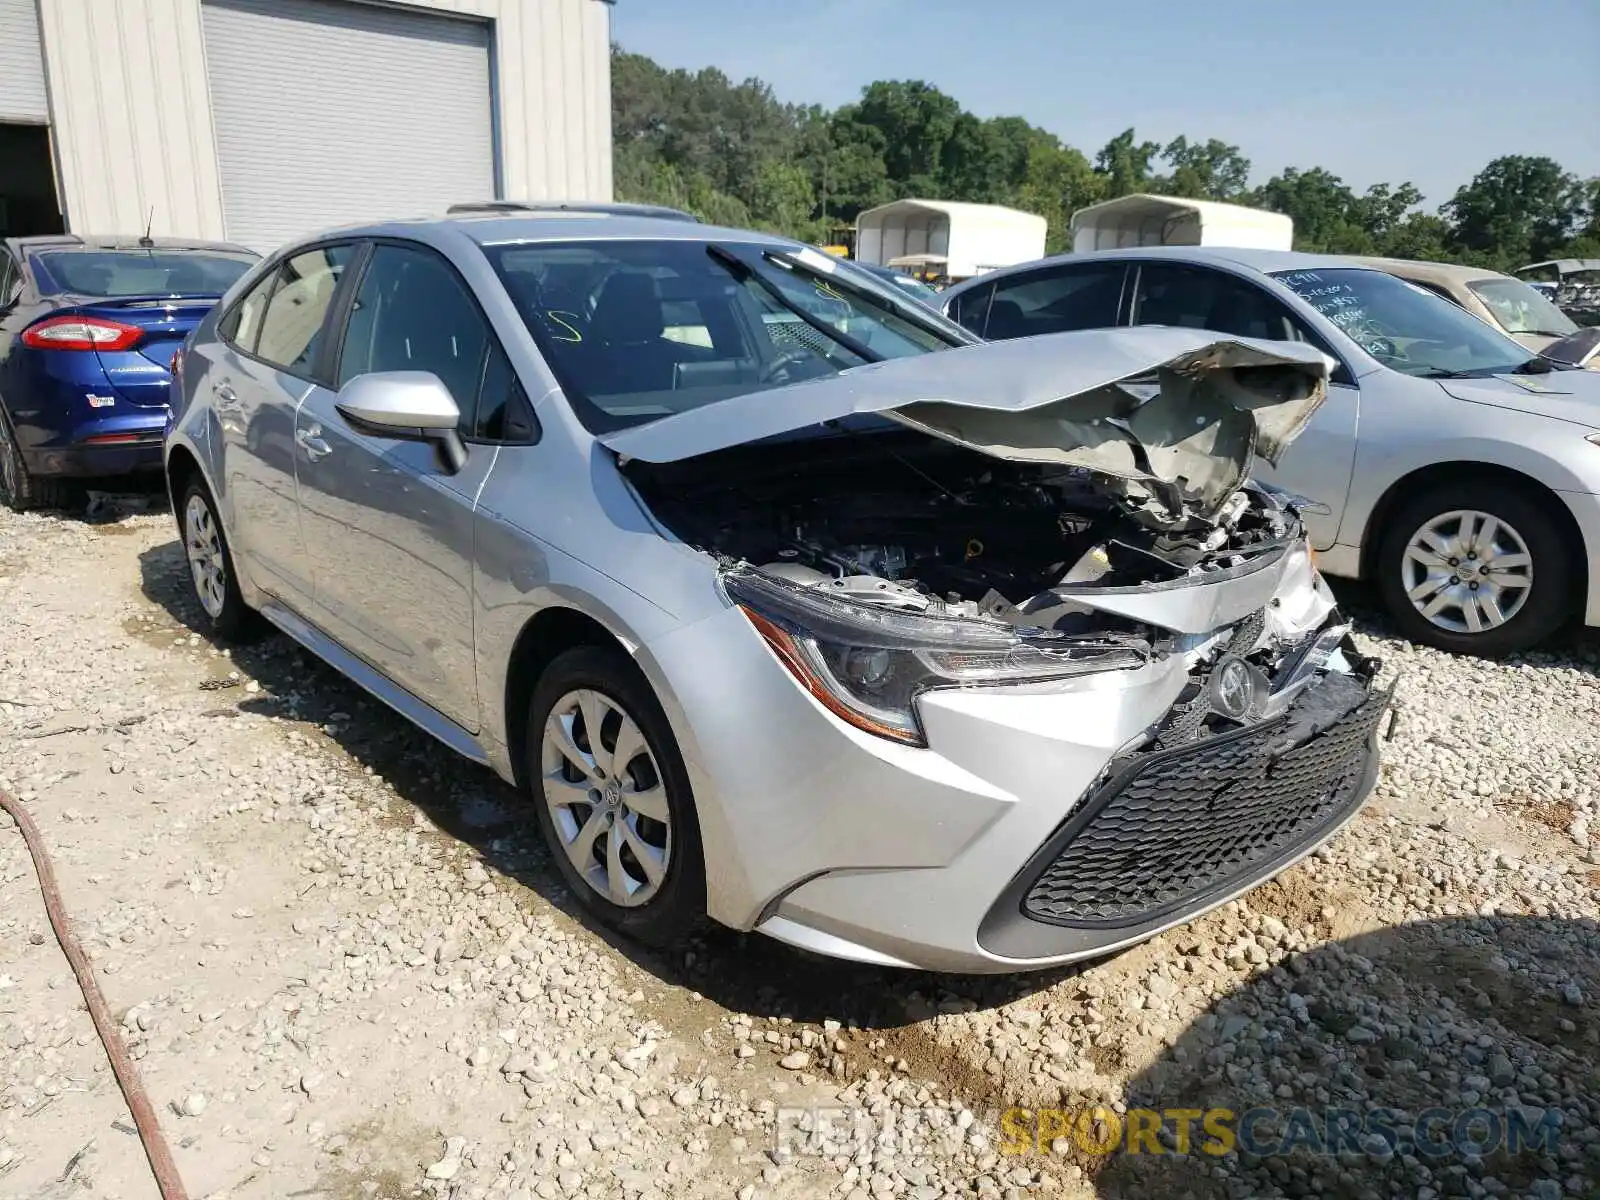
[0,406,80,513]
[526,645,706,949]
[1376,482,1573,656]
[180,478,257,640]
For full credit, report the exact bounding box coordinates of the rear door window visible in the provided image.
[253,244,355,377]
[986,263,1127,338]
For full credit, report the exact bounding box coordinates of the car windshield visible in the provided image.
[485,239,961,432]
[29,249,257,298]
[1273,267,1537,377]
[1466,278,1579,337]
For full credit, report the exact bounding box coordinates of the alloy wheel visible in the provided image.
[184,493,228,619]
[539,688,671,908]
[1400,509,1533,635]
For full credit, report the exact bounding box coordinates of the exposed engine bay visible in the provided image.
[628,426,1305,637]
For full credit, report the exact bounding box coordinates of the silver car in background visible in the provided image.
[166,215,1386,973]
[942,247,1600,656]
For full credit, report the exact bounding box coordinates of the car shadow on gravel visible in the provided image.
[134,538,1085,1035]
[1087,914,1598,1199]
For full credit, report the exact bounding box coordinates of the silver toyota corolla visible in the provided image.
[166,214,1389,973]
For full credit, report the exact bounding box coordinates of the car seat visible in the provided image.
[584,272,680,392]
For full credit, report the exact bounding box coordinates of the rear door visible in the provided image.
[1126,260,1359,549]
[209,243,357,608]
[294,240,507,731]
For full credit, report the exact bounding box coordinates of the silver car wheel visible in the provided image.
[1400,509,1533,635]
[540,688,671,908]
[184,493,228,619]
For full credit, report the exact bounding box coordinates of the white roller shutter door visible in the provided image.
[0,0,49,123]
[201,0,495,252]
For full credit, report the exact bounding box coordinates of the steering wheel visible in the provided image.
[759,348,816,384]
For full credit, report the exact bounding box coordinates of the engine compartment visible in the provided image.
[626,426,1303,630]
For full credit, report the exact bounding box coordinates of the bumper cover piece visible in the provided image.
[979,671,1389,959]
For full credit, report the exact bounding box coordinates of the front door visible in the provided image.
[294,241,504,732]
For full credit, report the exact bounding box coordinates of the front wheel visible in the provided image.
[526,645,706,949]
[1375,482,1573,655]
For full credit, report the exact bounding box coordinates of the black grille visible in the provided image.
[1021,678,1389,927]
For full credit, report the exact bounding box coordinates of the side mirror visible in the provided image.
[335,371,468,472]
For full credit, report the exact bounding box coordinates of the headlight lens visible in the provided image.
[726,569,1149,746]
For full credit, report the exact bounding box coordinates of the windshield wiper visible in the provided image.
[704,244,883,365]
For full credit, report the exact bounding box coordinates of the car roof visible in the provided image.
[5,233,258,257]
[276,212,799,251]
[1346,256,1503,285]
[941,244,1368,294]
[445,200,700,222]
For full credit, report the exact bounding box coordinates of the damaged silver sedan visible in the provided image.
[166,217,1391,972]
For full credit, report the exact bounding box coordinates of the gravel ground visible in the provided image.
[0,498,1595,1200]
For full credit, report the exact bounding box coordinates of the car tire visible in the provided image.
[179,477,257,640]
[0,405,80,513]
[1375,481,1573,656]
[526,645,707,949]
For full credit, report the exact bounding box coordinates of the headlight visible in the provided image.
[725,569,1149,746]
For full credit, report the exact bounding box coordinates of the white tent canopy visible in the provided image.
[856,200,1047,279]
[1070,194,1293,254]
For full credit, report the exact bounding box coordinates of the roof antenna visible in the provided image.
[138,207,155,248]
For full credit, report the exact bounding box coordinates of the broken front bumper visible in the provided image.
[750,633,1389,974]
[977,669,1390,961]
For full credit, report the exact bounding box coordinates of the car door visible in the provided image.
[210,243,356,608]
[293,240,508,732]
[1126,260,1359,550]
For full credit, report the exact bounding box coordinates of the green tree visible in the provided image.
[851,81,963,187]
[1444,155,1587,269]
[1018,139,1104,253]
[1094,129,1163,198]
[1161,136,1251,200]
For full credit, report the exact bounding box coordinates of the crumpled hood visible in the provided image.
[1438,371,1600,430]
[602,326,1330,528]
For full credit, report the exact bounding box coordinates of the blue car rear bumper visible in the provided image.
[24,428,166,477]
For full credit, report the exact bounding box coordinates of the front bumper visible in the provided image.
[759,663,1387,973]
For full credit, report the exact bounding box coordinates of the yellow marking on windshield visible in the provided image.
[544,310,583,343]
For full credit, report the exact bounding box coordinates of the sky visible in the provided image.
[612,0,1600,210]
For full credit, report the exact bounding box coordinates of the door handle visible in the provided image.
[295,425,332,462]
[215,384,239,407]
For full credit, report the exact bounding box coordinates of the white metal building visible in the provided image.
[1070,194,1294,254]
[0,0,614,252]
[854,200,1048,281]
